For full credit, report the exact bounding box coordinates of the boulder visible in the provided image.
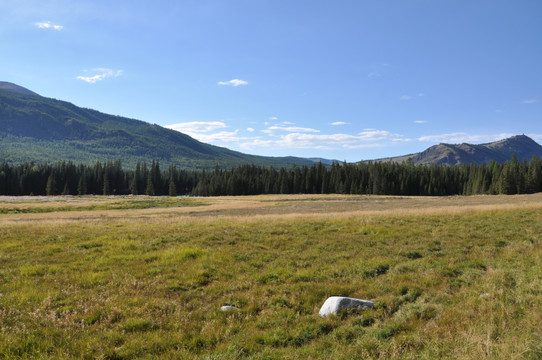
[319,296,374,317]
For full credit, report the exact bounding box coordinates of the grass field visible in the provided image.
[1,194,541,359]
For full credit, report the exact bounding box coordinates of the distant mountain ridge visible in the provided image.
[0,81,39,96]
[0,83,317,170]
[378,135,542,165]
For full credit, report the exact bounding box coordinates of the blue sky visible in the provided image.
[1,0,541,161]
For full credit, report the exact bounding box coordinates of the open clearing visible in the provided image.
[1,194,541,359]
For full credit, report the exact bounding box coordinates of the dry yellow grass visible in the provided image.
[1,193,541,226]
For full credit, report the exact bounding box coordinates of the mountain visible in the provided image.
[0,81,39,96]
[378,135,542,165]
[0,83,316,170]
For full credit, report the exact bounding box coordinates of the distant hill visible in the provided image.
[378,135,542,165]
[0,83,316,170]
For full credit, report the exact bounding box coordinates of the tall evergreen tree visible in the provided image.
[78,172,87,195]
[46,173,57,196]
[103,171,111,195]
[145,172,155,196]
[527,155,542,193]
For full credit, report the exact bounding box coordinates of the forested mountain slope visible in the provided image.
[0,83,314,170]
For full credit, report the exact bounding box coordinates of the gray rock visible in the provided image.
[221,305,239,311]
[319,296,374,317]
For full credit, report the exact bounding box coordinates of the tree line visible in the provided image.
[0,154,541,197]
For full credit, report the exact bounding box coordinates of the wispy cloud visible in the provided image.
[400,95,412,101]
[522,99,539,104]
[264,125,320,134]
[35,21,63,30]
[166,121,249,143]
[165,121,227,134]
[193,130,245,143]
[414,120,428,124]
[241,129,408,151]
[330,121,349,126]
[76,68,123,84]
[166,120,409,153]
[417,132,517,144]
[218,79,248,87]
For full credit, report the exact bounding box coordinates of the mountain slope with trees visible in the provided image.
[0,83,314,170]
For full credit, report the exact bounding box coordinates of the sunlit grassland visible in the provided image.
[0,194,541,359]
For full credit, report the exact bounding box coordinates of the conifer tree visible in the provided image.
[145,174,155,196]
[46,173,57,196]
[77,172,87,195]
[103,171,110,195]
[168,176,177,196]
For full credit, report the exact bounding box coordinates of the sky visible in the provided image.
[1,0,541,162]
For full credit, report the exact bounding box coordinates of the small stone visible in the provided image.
[479,293,490,298]
[221,305,239,311]
[319,296,374,317]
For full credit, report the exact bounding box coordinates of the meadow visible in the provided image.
[0,194,541,359]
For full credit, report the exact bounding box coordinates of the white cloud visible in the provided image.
[240,129,407,151]
[330,121,349,126]
[268,117,278,121]
[166,121,247,143]
[165,121,227,134]
[192,130,244,143]
[218,79,248,87]
[35,21,63,30]
[167,118,411,153]
[358,129,402,141]
[266,125,320,134]
[414,120,428,124]
[400,95,412,101]
[417,132,517,144]
[522,99,539,104]
[76,68,123,83]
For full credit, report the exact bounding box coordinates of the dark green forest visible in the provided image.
[1,154,541,197]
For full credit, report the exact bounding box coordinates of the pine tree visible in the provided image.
[145,175,155,196]
[168,165,177,196]
[77,173,87,195]
[103,171,110,195]
[499,162,516,194]
[130,162,141,195]
[168,177,177,196]
[46,173,57,195]
[527,155,542,193]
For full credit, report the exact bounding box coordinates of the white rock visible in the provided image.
[221,305,239,311]
[319,296,374,317]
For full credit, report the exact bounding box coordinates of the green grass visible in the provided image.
[0,197,541,359]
